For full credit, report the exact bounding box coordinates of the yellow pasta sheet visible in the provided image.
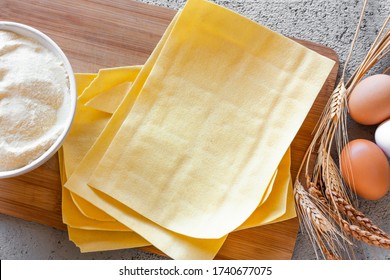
[65,7,307,259]
[59,71,152,251]
[61,70,138,230]
[269,177,296,225]
[87,0,334,239]
[63,187,130,232]
[237,148,293,230]
[85,82,133,114]
[63,68,140,177]
[68,227,149,253]
[63,68,140,222]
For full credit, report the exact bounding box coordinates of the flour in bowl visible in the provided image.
[0,30,70,171]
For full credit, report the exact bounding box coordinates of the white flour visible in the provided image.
[0,30,70,171]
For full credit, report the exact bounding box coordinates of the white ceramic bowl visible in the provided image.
[0,22,77,179]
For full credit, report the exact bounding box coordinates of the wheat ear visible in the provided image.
[321,151,390,239]
[294,181,348,259]
[339,219,390,249]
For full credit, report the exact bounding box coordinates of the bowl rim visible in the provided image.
[0,21,77,179]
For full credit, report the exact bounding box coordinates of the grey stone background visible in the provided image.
[0,0,389,260]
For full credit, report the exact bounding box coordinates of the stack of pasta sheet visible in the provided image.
[59,0,335,259]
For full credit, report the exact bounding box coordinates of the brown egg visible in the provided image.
[340,139,390,200]
[348,74,390,125]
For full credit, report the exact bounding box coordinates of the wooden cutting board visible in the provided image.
[0,0,339,260]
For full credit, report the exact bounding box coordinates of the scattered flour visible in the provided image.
[0,30,70,171]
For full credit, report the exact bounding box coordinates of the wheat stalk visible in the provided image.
[294,181,348,259]
[339,219,390,249]
[294,0,390,259]
[313,183,390,250]
[294,182,332,233]
[301,154,390,253]
[327,189,390,240]
[321,151,390,240]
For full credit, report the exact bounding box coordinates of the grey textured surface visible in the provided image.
[1,0,389,260]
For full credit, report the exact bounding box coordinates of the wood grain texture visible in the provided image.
[0,0,339,260]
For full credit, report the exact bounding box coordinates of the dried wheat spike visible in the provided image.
[316,182,390,250]
[294,181,345,259]
[322,151,390,239]
[295,182,333,233]
[321,150,350,203]
[308,182,328,205]
[326,189,390,239]
[329,81,347,123]
[340,219,390,249]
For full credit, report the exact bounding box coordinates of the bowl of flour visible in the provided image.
[0,22,76,178]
